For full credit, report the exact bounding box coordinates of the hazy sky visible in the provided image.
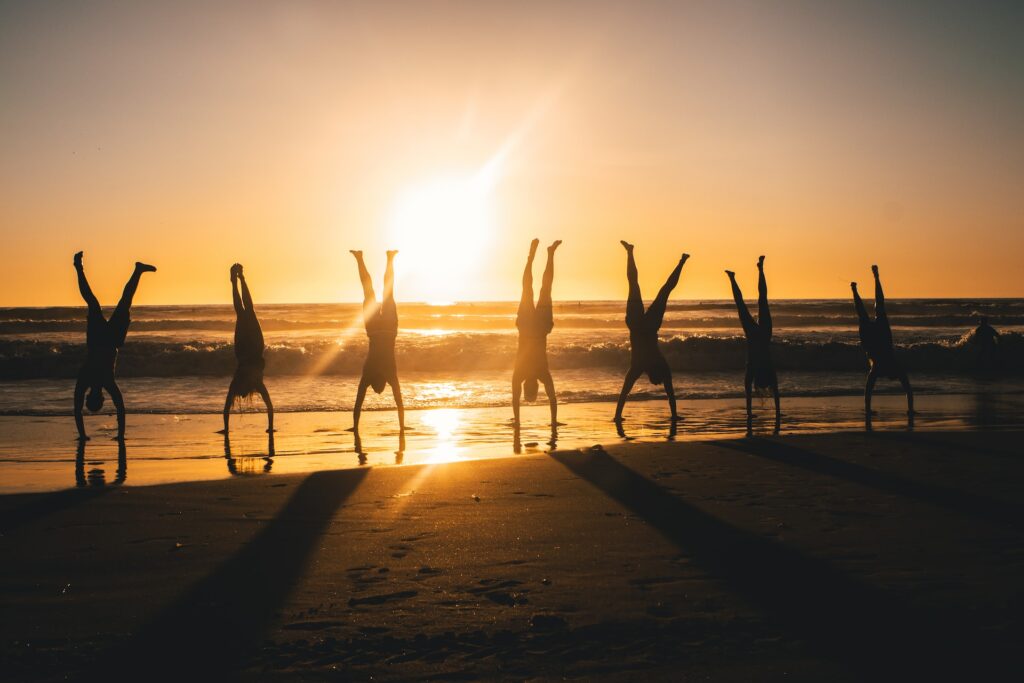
[1,0,1022,305]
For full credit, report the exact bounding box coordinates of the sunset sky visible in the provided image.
[1,1,1022,306]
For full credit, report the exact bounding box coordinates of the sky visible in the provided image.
[1,0,1022,306]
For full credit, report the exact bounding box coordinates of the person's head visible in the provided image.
[86,386,105,412]
[523,377,539,402]
[647,359,670,386]
[370,376,387,394]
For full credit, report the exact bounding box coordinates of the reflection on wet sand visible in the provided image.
[75,439,127,487]
[223,432,274,476]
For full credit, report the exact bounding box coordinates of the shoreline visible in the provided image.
[2,392,1023,495]
[3,430,1023,680]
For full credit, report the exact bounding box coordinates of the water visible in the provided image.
[1,299,1021,493]
[1,299,1021,414]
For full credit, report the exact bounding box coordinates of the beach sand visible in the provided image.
[2,430,1023,681]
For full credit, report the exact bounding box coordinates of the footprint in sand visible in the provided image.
[347,590,418,607]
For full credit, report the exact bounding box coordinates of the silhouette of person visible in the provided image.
[350,250,404,434]
[73,251,155,441]
[852,265,913,423]
[513,238,561,428]
[726,255,781,434]
[970,317,1001,372]
[614,242,689,423]
[219,264,273,434]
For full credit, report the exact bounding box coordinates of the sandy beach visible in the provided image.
[3,429,1023,681]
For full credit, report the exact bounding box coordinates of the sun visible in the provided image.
[388,172,497,302]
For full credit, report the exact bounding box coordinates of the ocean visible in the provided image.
[1,299,1021,493]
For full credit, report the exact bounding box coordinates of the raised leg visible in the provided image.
[382,250,398,323]
[646,254,689,331]
[622,241,644,325]
[239,272,255,313]
[537,240,560,332]
[74,252,101,314]
[351,251,376,307]
[230,265,244,316]
[614,366,643,422]
[517,240,538,325]
[114,261,156,319]
[757,256,772,337]
[872,265,886,321]
[727,270,757,337]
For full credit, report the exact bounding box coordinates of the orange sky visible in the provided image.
[1,1,1022,306]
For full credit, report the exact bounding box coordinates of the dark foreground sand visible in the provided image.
[2,431,1024,681]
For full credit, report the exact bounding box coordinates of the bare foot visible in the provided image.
[851,281,858,290]
[547,239,562,253]
[386,250,398,258]
[350,250,363,259]
[725,269,736,278]
[758,255,765,268]
[871,264,879,277]
[135,262,156,273]
[73,251,84,268]
[620,240,633,251]
[680,253,690,263]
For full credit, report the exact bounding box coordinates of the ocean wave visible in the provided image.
[1,331,1020,379]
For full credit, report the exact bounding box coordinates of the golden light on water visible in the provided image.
[420,408,465,464]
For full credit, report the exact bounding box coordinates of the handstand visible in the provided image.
[73,251,156,440]
[220,264,273,433]
[614,242,689,423]
[852,265,913,422]
[350,250,404,433]
[513,239,561,428]
[726,255,780,434]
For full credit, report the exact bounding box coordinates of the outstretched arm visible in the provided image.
[614,367,642,422]
[107,381,126,439]
[219,389,236,433]
[74,252,101,313]
[391,376,405,431]
[512,372,522,426]
[663,374,678,421]
[74,376,88,440]
[541,372,558,427]
[352,378,369,431]
[258,383,274,432]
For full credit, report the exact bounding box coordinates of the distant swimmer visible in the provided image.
[513,238,561,428]
[852,265,913,423]
[350,250,404,434]
[726,255,780,434]
[219,264,273,434]
[73,251,156,440]
[614,242,689,423]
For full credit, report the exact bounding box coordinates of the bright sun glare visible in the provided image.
[388,172,497,302]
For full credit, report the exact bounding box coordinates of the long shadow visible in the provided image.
[714,437,1024,528]
[104,467,369,680]
[551,448,1015,679]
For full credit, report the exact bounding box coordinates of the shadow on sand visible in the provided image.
[551,447,1014,679]
[107,467,369,679]
[714,436,1024,528]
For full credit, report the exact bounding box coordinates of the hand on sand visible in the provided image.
[73,251,84,268]
[552,421,567,427]
[216,429,228,435]
[266,428,276,433]
[76,434,90,442]
[345,426,357,432]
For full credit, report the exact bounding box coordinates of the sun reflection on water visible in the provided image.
[420,408,464,463]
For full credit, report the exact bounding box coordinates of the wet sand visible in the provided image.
[2,430,1024,681]
[3,391,1022,493]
